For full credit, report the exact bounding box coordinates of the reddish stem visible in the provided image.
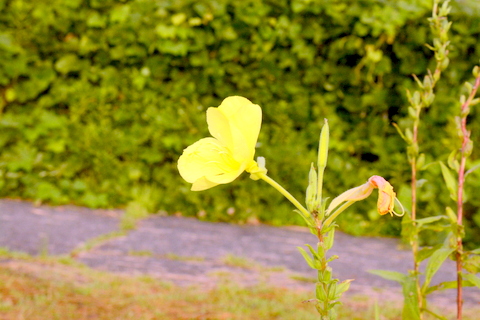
[456,74,480,320]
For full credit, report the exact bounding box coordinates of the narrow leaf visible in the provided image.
[305,244,318,258]
[425,280,457,295]
[415,216,445,226]
[422,247,455,290]
[439,162,458,201]
[369,270,406,284]
[324,227,335,250]
[392,123,408,142]
[445,207,457,223]
[447,150,459,172]
[297,247,318,270]
[402,276,421,320]
[424,308,448,320]
[417,244,442,263]
[464,273,480,289]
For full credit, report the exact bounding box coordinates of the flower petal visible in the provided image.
[326,182,374,214]
[207,107,233,152]
[368,176,396,215]
[177,137,244,191]
[208,96,262,161]
[191,177,220,191]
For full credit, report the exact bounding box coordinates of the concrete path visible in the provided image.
[0,199,478,309]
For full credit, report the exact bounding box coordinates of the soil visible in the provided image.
[0,198,478,309]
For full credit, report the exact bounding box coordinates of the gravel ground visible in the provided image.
[0,198,478,309]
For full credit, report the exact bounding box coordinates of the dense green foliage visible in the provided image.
[1,0,480,244]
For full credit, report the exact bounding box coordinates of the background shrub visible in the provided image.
[1,0,479,245]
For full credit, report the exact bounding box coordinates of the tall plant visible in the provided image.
[375,1,480,319]
[177,96,403,319]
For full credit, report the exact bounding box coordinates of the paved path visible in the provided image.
[0,199,478,308]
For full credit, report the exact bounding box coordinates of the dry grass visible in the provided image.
[0,255,477,320]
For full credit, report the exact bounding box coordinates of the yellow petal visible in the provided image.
[208,96,262,162]
[326,182,374,214]
[177,137,244,191]
[191,177,220,191]
[206,108,233,153]
[368,176,396,215]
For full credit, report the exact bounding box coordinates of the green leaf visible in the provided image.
[439,162,458,201]
[470,248,480,254]
[414,216,445,226]
[316,282,327,301]
[369,270,406,284]
[424,280,457,295]
[334,279,353,298]
[464,273,480,289]
[423,308,448,320]
[447,150,459,172]
[401,276,420,320]
[424,276,480,295]
[392,123,409,142]
[324,227,335,251]
[445,207,457,223]
[297,246,319,270]
[55,54,81,74]
[422,247,455,291]
[417,245,441,263]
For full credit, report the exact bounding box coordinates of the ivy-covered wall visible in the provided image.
[1,0,479,244]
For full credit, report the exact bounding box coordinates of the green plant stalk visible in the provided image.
[257,122,341,319]
[256,172,310,221]
[410,106,423,318]
[315,239,336,320]
[406,2,450,316]
[323,201,355,228]
[455,74,480,320]
[256,173,338,320]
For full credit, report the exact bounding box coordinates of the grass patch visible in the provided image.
[164,253,205,262]
[128,250,154,257]
[126,251,205,262]
[70,230,127,256]
[289,274,317,283]
[0,254,477,319]
[221,254,258,270]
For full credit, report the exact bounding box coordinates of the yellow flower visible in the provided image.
[178,96,262,191]
[326,175,402,216]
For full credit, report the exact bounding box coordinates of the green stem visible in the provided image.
[256,172,310,220]
[323,201,355,228]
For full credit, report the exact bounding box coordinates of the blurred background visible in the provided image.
[1,0,479,247]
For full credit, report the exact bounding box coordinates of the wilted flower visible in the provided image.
[178,96,262,191]
[327,175,402,216]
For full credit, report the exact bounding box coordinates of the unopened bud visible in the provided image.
[439,1,451,16]
[318,119,329,170]
[439,57,450,71]
[408,106,417,119]
[464,81,473,93]
[423,75,433,91]
[465,139,473,157]
[413,91,421,106]
[306,163,317,212]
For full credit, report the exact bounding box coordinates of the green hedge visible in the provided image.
[1,0,480,244]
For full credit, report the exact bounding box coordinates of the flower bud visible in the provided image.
[306,163,317,212]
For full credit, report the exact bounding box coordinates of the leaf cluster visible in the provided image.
[0,0,479,244]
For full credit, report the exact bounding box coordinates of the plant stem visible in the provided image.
[407,3,449,314]
[256,172,310,220]
[323,201,355,228]
[455,74,480,320]
[411,110,423,317]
